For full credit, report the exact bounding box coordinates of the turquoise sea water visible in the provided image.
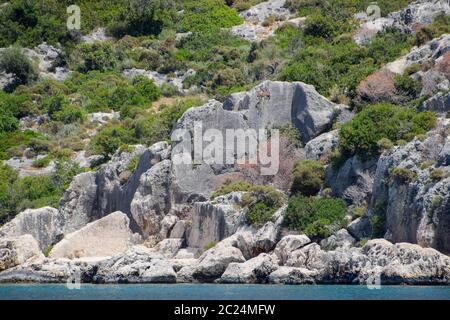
[0,284,449,300]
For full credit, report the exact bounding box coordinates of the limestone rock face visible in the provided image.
[93,249,176,283]
[59,142,170,236]
[326,156,378,205]
[320,229,356,251]
[153,238,183,259]
[224,81,342,143]
[0,257,101,283]
[305,130,339,161]
[285,243,328,270]
[130,159,172,238]
[220,253,279,284]
[0,207,60,251]
[354,1,450,45]
[0,235,43,272]
[50,212,141,259]
[368,119,450,253]
[274,235,311,265]
[360,239,450,285]
[268,266,320,284]
[347,217,372,240]
[187,245,246,282]
[187,192,246,249]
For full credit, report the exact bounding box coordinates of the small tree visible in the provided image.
[0,47,37,91]
[291,160,325,196]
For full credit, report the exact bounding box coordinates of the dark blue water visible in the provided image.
[0,284,449,300]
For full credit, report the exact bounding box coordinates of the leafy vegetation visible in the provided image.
[337,103,437,161]
[0,47,38,92]
[284,196,348,239]
[242,186,287,228]
[0,160,82,224]
[291,160,325,196]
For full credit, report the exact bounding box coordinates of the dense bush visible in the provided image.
[211,181,252,199]
[0,161,82,225]
[291,160,325,196]
[71,42,120,73]
[284,196,348,239]
[109,0,175,38]
[338,103,437,160]
[0,47,38,92]
[179,0,242,33]
[415,15,450,46]
[242,186,287,228]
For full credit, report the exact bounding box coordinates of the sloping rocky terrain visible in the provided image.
[0,0,449,285]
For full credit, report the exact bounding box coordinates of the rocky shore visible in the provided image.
[0,78,449,285]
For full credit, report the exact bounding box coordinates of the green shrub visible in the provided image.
[304,12,338,39]
[242,186,286,228]
[126,155,140,173]
[108,0,174,38]
[370,214,385,238]
[0,47,38,91]
[429,169,444,182]
[180,0,243,33]
[71,42,119,73]
[32,156,52,168]
[291,160,325,196]
[211,181,252,199]
[284,196,348,239]
[132,76,161,102]
[0,160,82,225]
[203,241,217,251]
[0,112,19,133]
[338,103,437,160]
[391,167,417,184]
[395,74,422,99]
[377,138,394,151]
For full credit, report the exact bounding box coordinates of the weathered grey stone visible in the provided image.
[274,235,311,265]
[154,238,183,259]
[187,192,246,249]
[170,220,189,239]
[190,245,246,282]
[359,239,450,285]
[326,155,378,205]
[368,120,450,253]
[268,266,320,284]
[159,214,179,239]
[0,207,61,251]
[50,212,141,259]
[347,217,372,240]
[0,235,43,272]
[0,257,102,283]
[93,249,176,283]
[220,253,278,284]
[320,229,356,251]
[438,137,450,166]
[305,130,339,160]
[286,243,328,270]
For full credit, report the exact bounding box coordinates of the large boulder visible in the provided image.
[305,130,339,161]
[320,229,356,251]
[360,239,450,285]
[0,207,61,251]
[0,235,43,272]
[268,266,319,284]
[50,212,141,259]
[0,257,101,283]
[93,248,176,283]
[273,235,311,265]
[219,253,279,284]
[183,244,246,282]
[187,192,246,249]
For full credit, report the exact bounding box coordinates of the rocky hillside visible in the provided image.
[0,0,449,284]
